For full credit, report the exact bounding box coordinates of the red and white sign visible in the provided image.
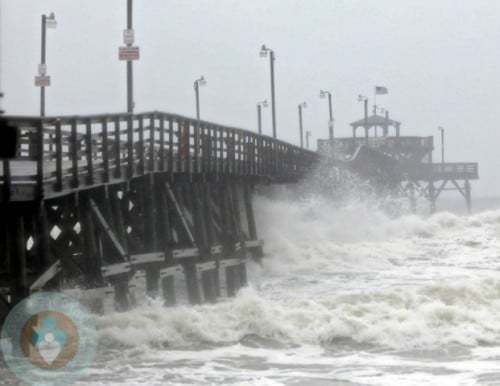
[119,46,140,61]
[35,75,51,87]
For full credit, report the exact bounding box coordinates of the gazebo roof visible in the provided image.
[350,114,401,128]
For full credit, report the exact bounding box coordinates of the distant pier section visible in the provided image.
[318,113,479,213]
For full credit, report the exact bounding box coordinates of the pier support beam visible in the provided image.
[428,182,436,214]
[465,180,471,214]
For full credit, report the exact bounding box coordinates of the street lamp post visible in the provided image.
[306,131,311,150]
[39,12,56,117]
[320,90,334,140]
[438,126,444,164]
[194,76,206,120]
[260,45,276,138]
[358,95,369,144]
[257,100,268,135]
[298,102,307,148]
[194,76,206,173]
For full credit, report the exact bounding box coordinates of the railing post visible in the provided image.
[85,119,94,185]
[55,120,63,191]
[176,118,182,172]
[70,118,79,188]
[216,126,222,176]
[186,120,192,175]
[114,116,122,179]
[138,114,144,175]
[167,116,174,178]
[159,113,165,171]
[148,113,155,172]
[102,117,109,183]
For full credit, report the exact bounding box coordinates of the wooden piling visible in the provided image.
[428,181,436,214]
[465,180,471,214]
[11,208,28,304]
[143,175,159,298]
[156,176,177,305]
[243,184,263,259]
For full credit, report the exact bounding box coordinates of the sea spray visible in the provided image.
[74,194,500,384]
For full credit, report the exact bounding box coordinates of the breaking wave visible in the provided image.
[95,195,500,351]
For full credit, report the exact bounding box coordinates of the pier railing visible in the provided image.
[1,111,320,201]
[318,136,434,158]
[409,162,479,180]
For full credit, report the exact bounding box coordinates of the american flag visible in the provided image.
[375,86,388,95]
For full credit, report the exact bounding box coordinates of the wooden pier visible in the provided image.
[0,110,478,318]
[0,111,319,316]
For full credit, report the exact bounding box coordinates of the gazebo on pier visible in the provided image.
[350,112,401,139]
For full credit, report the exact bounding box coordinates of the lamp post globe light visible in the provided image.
[259,45,276,138]
[298,101,307,148]
[38,12,57,117]
[320,89,334,141]
[257,100,268,135]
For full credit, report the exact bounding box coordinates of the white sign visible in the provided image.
[123,29,135,45]
[119,46,140,61]
[35,75,51,87]
[38,64,47,76]
[328,120,334,128]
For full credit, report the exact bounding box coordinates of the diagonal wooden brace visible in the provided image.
[89,198,128,260]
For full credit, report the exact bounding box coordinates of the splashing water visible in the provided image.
[22,192,500,385]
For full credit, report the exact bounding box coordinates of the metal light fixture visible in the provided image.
[46,12,57,28]
[195,76,207,87]
[260,45,270,57]
[258,99,268,108]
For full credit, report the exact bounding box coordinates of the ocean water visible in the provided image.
[77,194,500,386]
[3,194,500,385]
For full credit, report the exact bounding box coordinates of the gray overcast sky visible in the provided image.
[1,0,499,196]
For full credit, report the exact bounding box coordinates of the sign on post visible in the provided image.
[123,29,135,45]
[119,46,140,61]
[35,76,51,87]
[38,64,47,76]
